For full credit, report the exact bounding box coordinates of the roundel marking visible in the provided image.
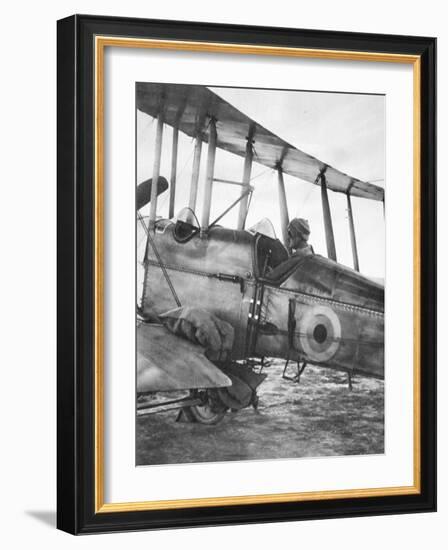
[299,305,342,362]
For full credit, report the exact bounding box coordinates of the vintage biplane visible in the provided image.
[136,83,384,424]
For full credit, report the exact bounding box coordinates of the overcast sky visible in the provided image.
[137,86,385,278]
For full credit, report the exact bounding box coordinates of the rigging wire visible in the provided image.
[296,183,316,216]
[137,211,182,308]
[250,166,273,182]
[177,140,196,180]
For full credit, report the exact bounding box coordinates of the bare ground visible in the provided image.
[136,361,384,466]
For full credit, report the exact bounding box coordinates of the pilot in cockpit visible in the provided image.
[287,218,314,257]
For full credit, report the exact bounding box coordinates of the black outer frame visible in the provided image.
[57,14,436,535]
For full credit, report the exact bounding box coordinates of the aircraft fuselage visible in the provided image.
[141,220,384,379]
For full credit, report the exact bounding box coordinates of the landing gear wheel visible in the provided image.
[183,390,227,425]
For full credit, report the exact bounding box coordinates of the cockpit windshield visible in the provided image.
[247,218,277,240]
[173,207,200,243]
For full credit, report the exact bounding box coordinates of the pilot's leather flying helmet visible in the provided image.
[288,218,310,240]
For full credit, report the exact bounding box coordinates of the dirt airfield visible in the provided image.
[136,361,384,466]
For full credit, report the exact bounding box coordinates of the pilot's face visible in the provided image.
[289,232,307,250]
[287,232,295,250]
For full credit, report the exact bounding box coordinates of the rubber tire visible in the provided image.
[183,390,227,425]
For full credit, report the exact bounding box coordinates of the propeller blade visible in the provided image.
[136,176,168,211]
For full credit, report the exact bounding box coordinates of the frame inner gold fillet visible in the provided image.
[94,35,421,513]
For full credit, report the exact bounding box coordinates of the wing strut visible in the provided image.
[320,171,337,261]
[237,132,254,230]
[346,188,360,271]
[188,136,202,212]
[201,118,217,235]
[148,112,164,230]
[169,127,179,218]
[209,187,253,230]
[277,168,290,246]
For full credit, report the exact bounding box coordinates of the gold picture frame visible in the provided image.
[57,14,436,534]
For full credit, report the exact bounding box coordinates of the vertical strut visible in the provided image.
[320,173,337,261]
[237,135,254,230]
[169,127,179,219]
[189,136,202,213]
[277,168,290,246]
[346,191,360,271]
[200,118,217,235]
[148,112,164,231]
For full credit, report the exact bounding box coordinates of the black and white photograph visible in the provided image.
[135,83,385,466]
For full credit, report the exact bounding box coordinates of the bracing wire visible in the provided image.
[137,211,182,308]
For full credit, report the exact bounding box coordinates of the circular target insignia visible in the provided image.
[299,305,341,362]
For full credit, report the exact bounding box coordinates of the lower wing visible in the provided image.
[137,323,232,392]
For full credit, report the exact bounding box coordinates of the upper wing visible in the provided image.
[136,83,384,202]
[137,322,232,392]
